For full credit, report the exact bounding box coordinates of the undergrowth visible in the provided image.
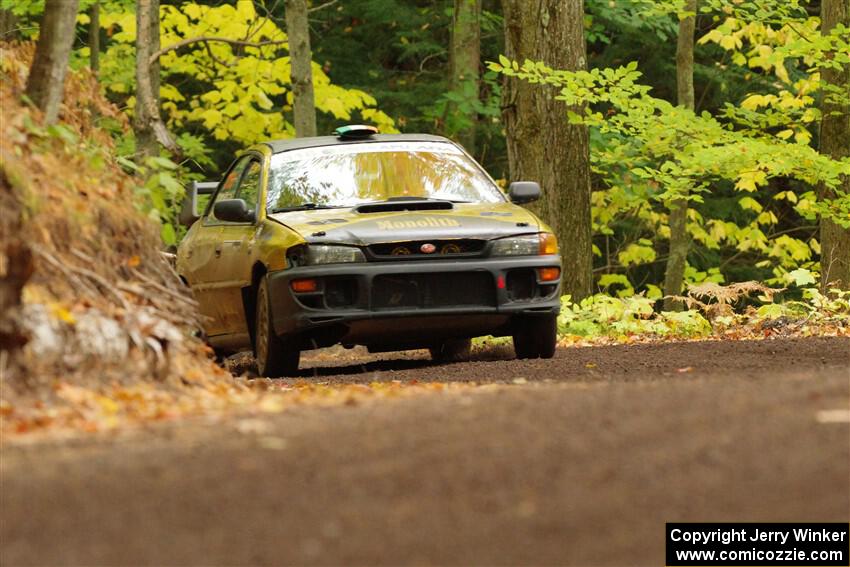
[557,270,849,343]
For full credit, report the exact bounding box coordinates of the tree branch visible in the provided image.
[785,22,814,43]
[202,39,234,69]
[308,0,338,13]
[150,36,287,65]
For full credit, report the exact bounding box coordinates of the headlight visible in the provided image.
[307,245,365,265]
[491,233,558,256]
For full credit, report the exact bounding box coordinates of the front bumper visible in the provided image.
[266,256,561,349]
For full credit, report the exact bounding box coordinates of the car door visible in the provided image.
[192,155,251,337]
[212,155,265,339]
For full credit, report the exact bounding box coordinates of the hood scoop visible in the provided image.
[355,198,454,214]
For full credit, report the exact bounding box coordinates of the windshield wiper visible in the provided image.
[270,203,344,213]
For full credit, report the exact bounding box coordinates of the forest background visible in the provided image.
[2,0,848,311]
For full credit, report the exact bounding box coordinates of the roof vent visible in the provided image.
[334,125,378,140]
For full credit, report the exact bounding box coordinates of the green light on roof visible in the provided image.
[334,125,379,139]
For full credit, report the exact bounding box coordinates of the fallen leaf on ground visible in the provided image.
[816,409,850,424]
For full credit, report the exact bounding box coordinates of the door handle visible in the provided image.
[214,245,222,258]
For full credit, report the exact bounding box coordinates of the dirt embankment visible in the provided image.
[0,43,227,419]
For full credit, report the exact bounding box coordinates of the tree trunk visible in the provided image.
[819,0,850,291]
[0,173,33,379]
[663,202,689,309]
[89,0,100,76]
[285,0,317,137]
[501,0,593,301]
[134,0,176,162]
[0,8,17,40]
[24,0,80,125]
[449,0,481,153]
[663,0,697,310]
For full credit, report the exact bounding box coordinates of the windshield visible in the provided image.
[266,142,505,211]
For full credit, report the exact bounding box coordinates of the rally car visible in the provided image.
[177,125,562,376]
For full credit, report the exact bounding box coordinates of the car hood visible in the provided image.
[268,202,541,245]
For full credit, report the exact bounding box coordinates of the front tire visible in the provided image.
[513,314,557,359]
[429,338,472,363]
[254,276,299,377]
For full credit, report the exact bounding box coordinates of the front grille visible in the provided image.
[371,272,496,309]
[368,239,486,260]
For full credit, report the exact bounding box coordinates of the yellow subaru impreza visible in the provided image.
[177,126,561,376]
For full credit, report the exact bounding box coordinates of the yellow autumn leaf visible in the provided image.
[254,91,274,110]
[201,91,221,104]
[738,196,763,212]
[794,129,812,144]
[757,211,778,225]
[719,34,741,50]
[183,3,203,20]
[49,303,76,325]
[160,84,185,102]
[741,94,764,110]
[96,396,120,415]
[735,170,767,192]
[200,108,222,128]
[775,64,790,84]
[235,0,256,20]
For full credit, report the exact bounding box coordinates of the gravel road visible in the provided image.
[1,337,848,566]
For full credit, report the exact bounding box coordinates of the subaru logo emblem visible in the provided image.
[420,243,436,254]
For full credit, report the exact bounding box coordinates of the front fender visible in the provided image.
[255,219,306,273]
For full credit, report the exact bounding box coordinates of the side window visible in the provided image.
[207,156,250,224]
[236,159,262,213]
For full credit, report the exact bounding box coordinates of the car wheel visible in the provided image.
[254,276,300,377]
[429,338,472,363]
[513,314,557,359]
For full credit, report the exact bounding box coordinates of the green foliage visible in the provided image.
[558,294,712,339]
[39,0,401,243]
[490,34,849,287]
[308,0,453,133]
[557,269,849,341]
[777,268,850,322]
[115,154,186,246]
[16,114,117,185]
[490,58,845,204]
[11,0,847,291]
[425,69,503,146]
[308,0,509,171]
[97,1,396,149]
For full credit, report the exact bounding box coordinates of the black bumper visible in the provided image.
[266,256,561,349]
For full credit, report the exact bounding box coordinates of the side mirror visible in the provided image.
[179,181,219,227]
[213,199,256,223]
[508,181,541,204]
